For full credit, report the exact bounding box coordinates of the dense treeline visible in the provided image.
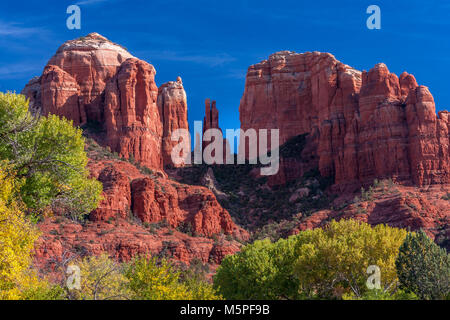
[0,93,448,300]
[213,219,449,300]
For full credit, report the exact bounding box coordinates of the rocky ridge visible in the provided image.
[239,51,449,189]
[22,35,450,270]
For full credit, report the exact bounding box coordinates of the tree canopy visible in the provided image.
[293,219,407,298]
[396,230,449,300]
[0,164,59,299]
[214,219,408,299]
[0,92,102,220]
[125,256,221,300]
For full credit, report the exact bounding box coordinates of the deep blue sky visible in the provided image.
[0,0,449,133]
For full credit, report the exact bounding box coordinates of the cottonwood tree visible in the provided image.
[70,254,130,300]
[0,164,62,300]
[214,219,408,299]
[125,256,220,300]
[293,220,407,298]
[213,237,299,299]
[0,92,102,220]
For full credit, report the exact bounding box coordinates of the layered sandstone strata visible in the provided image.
[22,33,190,170]
[34,158,248,270]
[24,33,134,125]
[88,160,245,238]
[157,77,189,167]
[239,51,450,188]
[103,58,162,168]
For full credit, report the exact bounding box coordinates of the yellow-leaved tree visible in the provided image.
[293,219,407,298]
[65,254,131,300]
[125,256,221,300]
[0,164,60,299]
[0,92,102,221]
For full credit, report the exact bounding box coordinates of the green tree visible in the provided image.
[395,230,449,300]
[214,219,408,300]
[213,237,300,299]
[293,219,407,298]
[0,92,102,220]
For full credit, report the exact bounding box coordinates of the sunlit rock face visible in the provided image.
[25,34,249,270]
[239,51,449,188]
[157,77,189,168]
[22,33,192,171]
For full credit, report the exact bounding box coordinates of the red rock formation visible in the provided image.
[239,51,450,188]
[157,77,189,167]
[131,177,236,237]
[23,33,134,125]
[203,99,220,134]
[34,158,248,269]
[21,33,191,171]
[294,184,450,248]
[89,165,132,221]
[40,65,81,125]
[104,58,163,169]
[405,88,450,185]
[34,216,241,268]
[87,159,245,238]
[203,99,220,152]
[202,99,231,163]
[44,33,134,124]
[21,76,42,116]
[239,51,356,145]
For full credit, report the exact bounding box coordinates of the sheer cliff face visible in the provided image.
[157,77,189,167]
[239,51,449,188]
[239,51,362,145]
[104,58,163,169]
[22,33,189,170]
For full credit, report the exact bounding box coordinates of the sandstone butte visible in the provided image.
[239,51,449,190]
[23,33,247,269]
[23,32,189,170]
[22,34,449,268]
[158,77,189,167]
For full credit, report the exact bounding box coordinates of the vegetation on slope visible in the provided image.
[214,219,449,300]
[0,93,102,221]
[0,93,448,300]
[175,134,333,230]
